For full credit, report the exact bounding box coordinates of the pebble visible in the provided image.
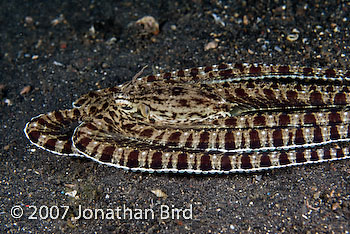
[211,13,225,27]
[20,85,31,95]
[136,16,159,35]
[274,46,282,52]
[204,41,218,51]
[4,99,12,106]
[53,61,64,67]
[51,14,64,26]
[292,28,300,34]
[151,189,167,198]
[101,62,109,69]
[25,16,33,24]
[4,144,10,151]
[287,34,299,42]
[331,202,340,211]
[243,15,249,25]
[65,190,78,198]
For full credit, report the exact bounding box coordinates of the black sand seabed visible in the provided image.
[1,1,349,233]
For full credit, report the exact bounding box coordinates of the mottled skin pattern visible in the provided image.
[24,63,350,174]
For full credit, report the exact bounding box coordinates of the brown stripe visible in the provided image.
[62,142,73,154]
[273,129,283,147]
[309,91,323,105]
[147,75,156,82]
[37,118,51,128]
[286,90,298,103]
[263,88,275,100]
[204,66,212,72]
[260,153,271,167]
[328,112,341,124]
[313,127,323,143]
[177,153,188,170]
[334,93,346,105]
[235,88,248,98]
[75,98,87,106]
[323,149,331,159]
[325,68,336,77]
[304,113,316,125]
[295,129,305,145]
[86,123,98,131]
[150,152,162,169]
[219,69,232,76]
[177,70,185,77]
[296,151,306,163]
[100,146,115,162]
[171,87,184,96]
[241,154,252,169]
[336,149,344,158]
[127,150,139,168]
[140,128,154,138]
[28,130,41,143]
[330,126,340,140]
[221,154,232,171]
[77,137,92,149]
[163,72,171,79]
[199,155,212,171]
[279,114,290,126]
[168,131,181,146]
[253,115,266,126]
[43,138,57,151]
[224,131,235,150]
[54,111,64,123]
[249,66,261,74]
[303,67,314,76]
[278,65,290,74]
[279,152,290,165]
[190,68,198,76]
[224,117,236,126]
[249,130,260,148]
[179,99,189,107]
[198,131,209,149]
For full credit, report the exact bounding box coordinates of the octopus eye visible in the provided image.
[138,104,150,118]
[121,105,133,110]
